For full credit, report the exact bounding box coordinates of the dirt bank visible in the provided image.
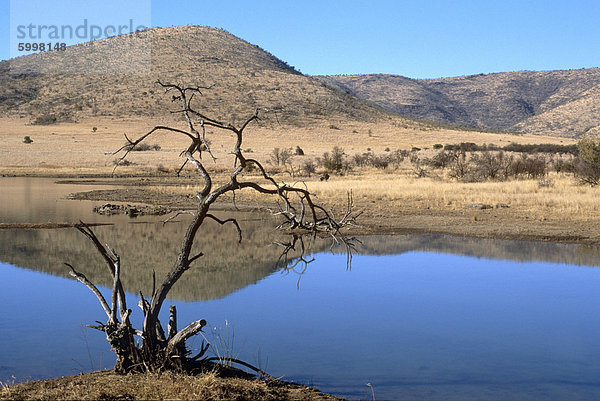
[63,175,600,245]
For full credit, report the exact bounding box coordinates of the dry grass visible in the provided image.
[0,371,344,401]
[0,116,573,176]
[306,171,600,219]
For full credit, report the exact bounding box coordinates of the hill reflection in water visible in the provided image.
[1,221,599,302]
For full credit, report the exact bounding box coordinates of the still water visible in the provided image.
[1,177,600,400]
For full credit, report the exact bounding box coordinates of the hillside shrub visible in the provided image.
[574,139,600,185]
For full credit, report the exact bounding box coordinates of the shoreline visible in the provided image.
[2,172,599,245]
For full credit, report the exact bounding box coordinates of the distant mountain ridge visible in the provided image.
[319,69,600,137]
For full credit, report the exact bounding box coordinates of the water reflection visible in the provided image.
[2,177,600,400]
[3,252,600,400]
[2,226,600,302]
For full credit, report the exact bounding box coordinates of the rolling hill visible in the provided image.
[2,25,598,138]
[320,69,600,137]
[0,26,396,127]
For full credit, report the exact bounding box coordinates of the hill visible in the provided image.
[319,69,600,137]
[0,26,395,127]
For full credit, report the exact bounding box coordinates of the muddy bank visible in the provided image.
[67,184,600,246]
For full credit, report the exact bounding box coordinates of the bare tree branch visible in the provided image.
[65,263,111,319]
[69,81,359,375]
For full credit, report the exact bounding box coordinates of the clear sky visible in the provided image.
[1,0,599,79]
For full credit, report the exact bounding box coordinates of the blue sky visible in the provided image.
[1,0,599,79]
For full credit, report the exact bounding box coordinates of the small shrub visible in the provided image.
[244,160,257,172]
[370,154,390,169]
[295,146,305,156]
[92,127,97,132]
[352,152,371,168]
[113,158,133,166]
[23,136,33,144]
[301,160,316,177]
[389,150,407,169]
[574,139,600,185]
[329,124,340,130]
[270,147,293,166]
[125,142,161,151]
[448,151,469,179]
[321,146,345,172]
[410,154,428,178]
[433,143,443,149]
[427,150,453,169]
[32,114,57,125]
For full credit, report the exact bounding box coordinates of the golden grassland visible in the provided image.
[0,116,572,175]
[2,116,599,243]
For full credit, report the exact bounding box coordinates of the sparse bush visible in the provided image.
[352,152,372,168]
[574,139,600,185]
[552,157,576,174]
[113,158,133,166]
[23,136,33,144]
[329,124,340,130]
[370,154,390,169]
[503,142,578,155]
[92,127,98,132]
[270,147,293,166]
[244,160,257,172]
[427,150,454,169]
[433,143,443,149]
[511,154,547,179]
[470,151,506,180]
[321,146,345,172]
[389,150,407,169]
[301,160,316,177]
[32,114,57,125]
[295,146,304,156]
[448,150,469,179]
[125,142,161,151]
[410,153,428,178]
[444,142,478,152]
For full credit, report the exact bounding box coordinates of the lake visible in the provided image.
[1,177,600,400]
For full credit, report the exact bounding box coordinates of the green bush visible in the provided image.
[575,139,600,185]
[321,146,345,172]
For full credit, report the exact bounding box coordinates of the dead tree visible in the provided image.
[66,81,358,374]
